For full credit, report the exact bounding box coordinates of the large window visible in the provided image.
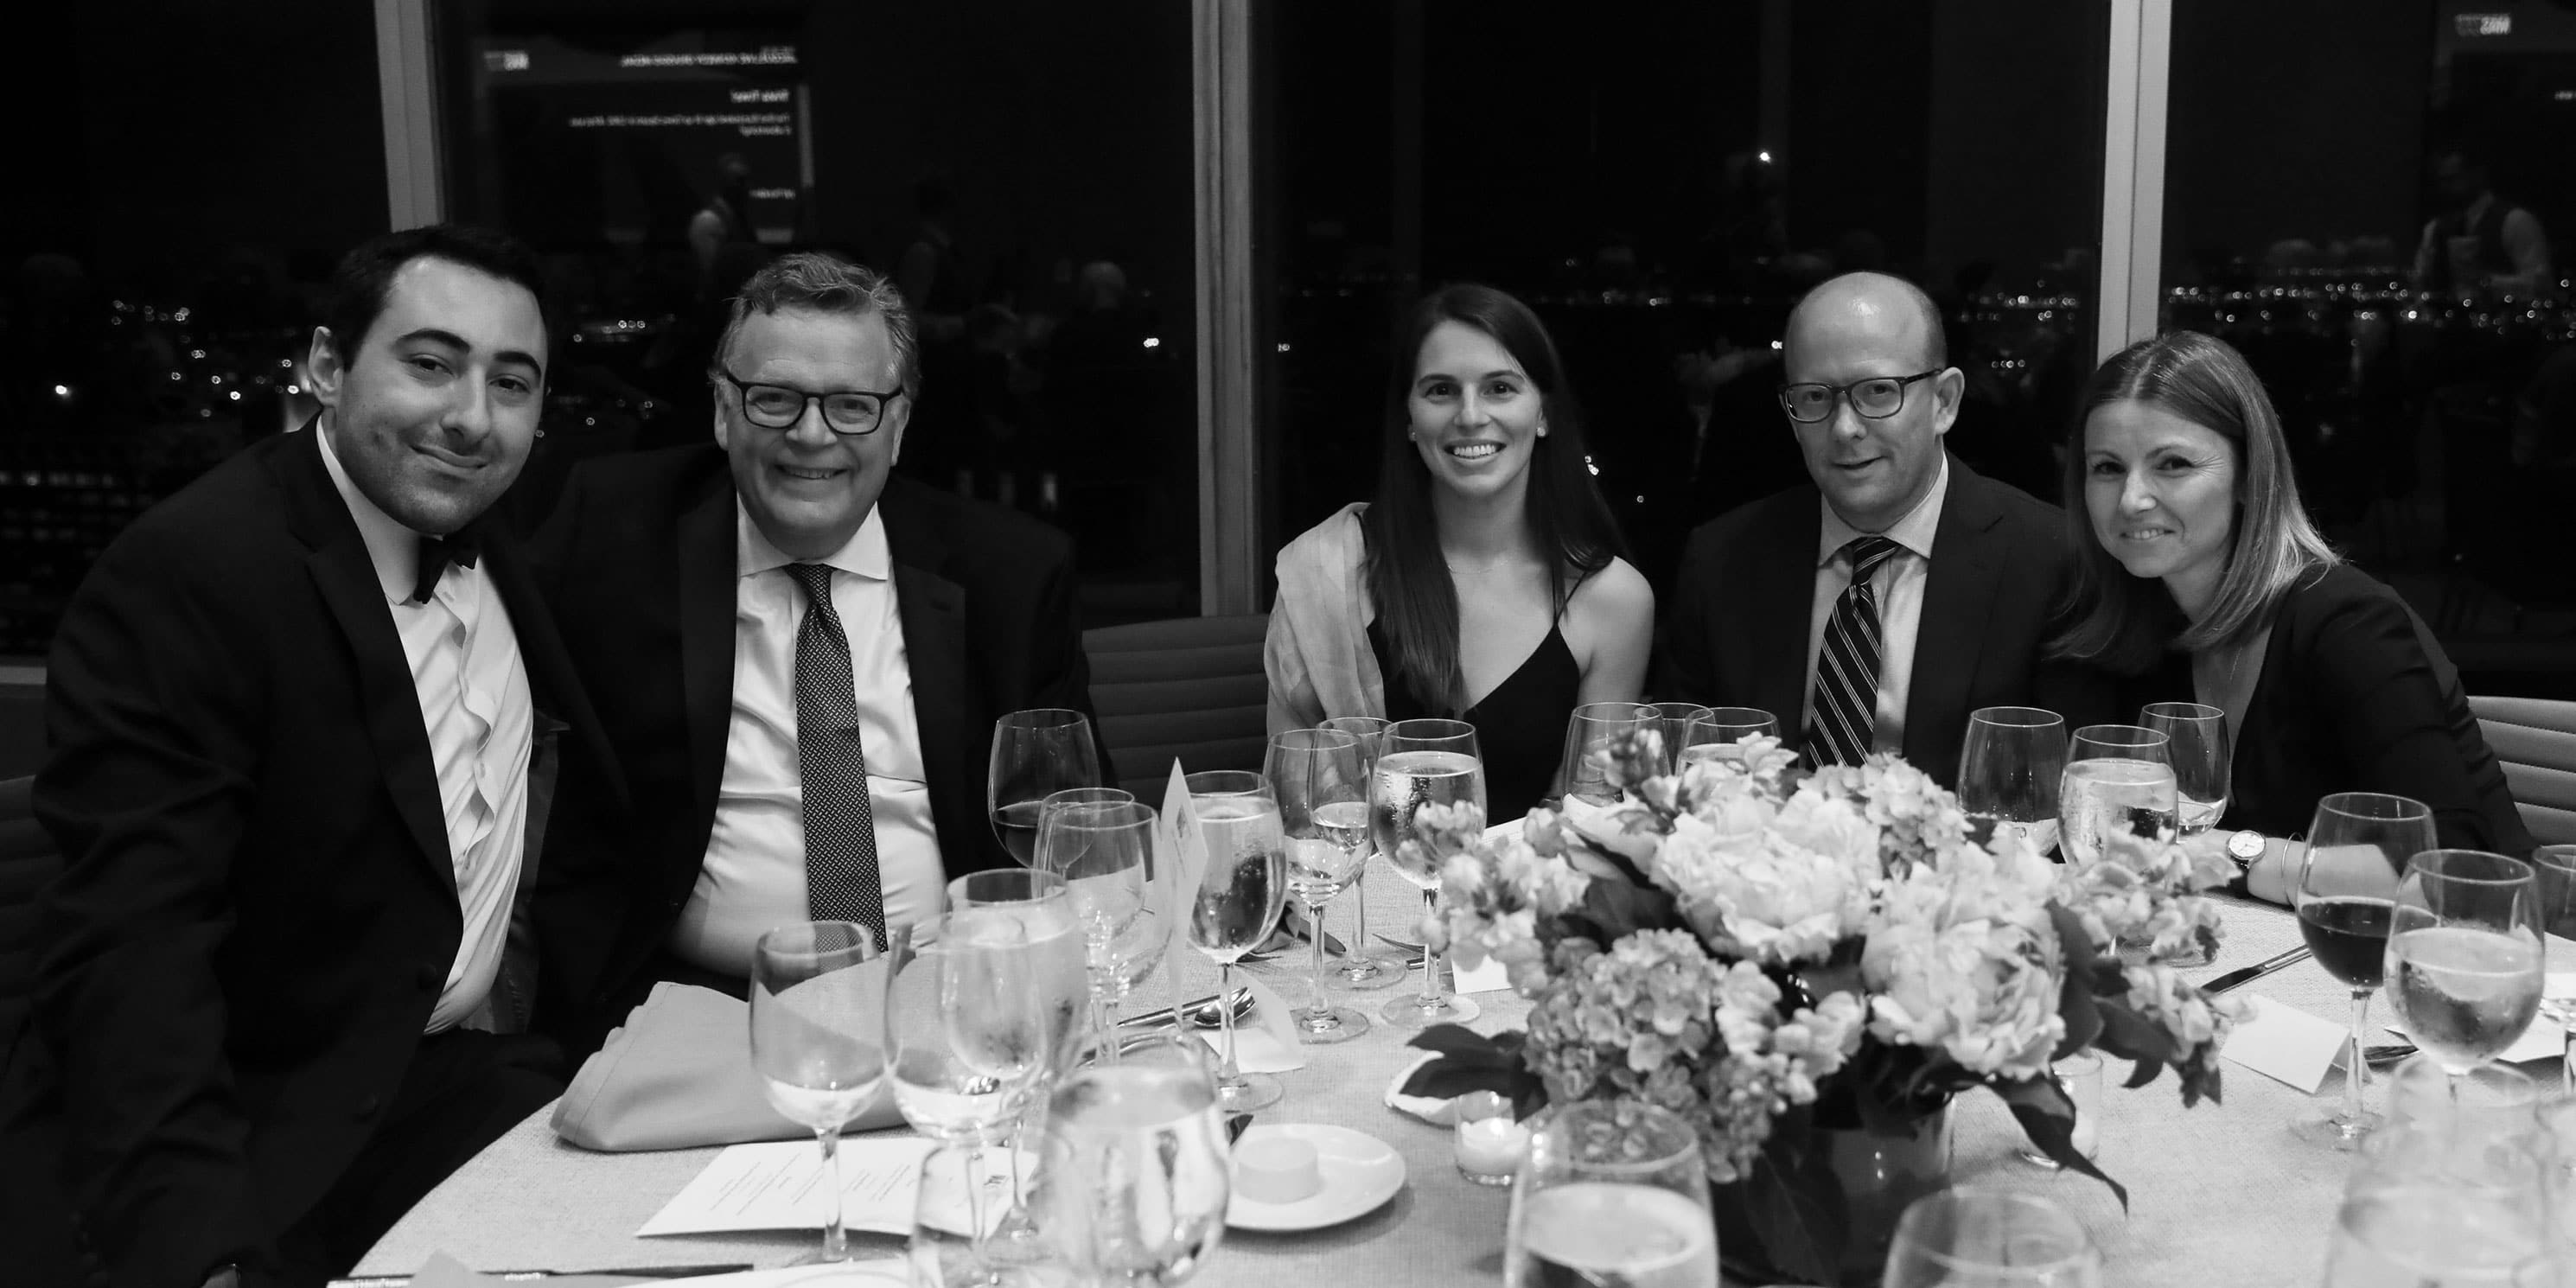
[2160,0,2576,694]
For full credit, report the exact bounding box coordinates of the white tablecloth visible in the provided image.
[358,869,2421,1285]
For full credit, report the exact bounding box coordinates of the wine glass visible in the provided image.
[2140,701,2232,836]
[910,1141,1058,1288]
[749,921,892,1265]
[1185,788,1287,1112]
[2057,724,2176,868]
[1503,1100,1717,1288]
[1030,1032,1229,1285]
[2387,850,2544,1091]
[1882,1189,2102,1288]
[2292,791,2435,1151]
[1552,702,1654,807]
[1373,717,1486,1030]
[1677,706,1782,769]
[1319,715,1406,990]
[1264,727,1372,1043]
[989,710,1103,865]
[945,869,1091,1254]
[1183,768,1271,799]
[2527,845,2576,1093]
[1957,706,2068,855]
[1035,798,1164,1058]
[2329,1117,2554,1287]
[1645,702,1713,774]
[888,915,1055,1273]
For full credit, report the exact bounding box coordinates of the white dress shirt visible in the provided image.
[315,425,532,1034]
[1801,456,1949,755]
[669,502,944,977]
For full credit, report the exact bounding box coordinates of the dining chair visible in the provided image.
[0,775,58,1068]
[2471,694,2576,847]
[1082,613,1270,797]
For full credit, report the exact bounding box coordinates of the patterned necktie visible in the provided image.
[1803,535,1904,769]
[785,563,887,952]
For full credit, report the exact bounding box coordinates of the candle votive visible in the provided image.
[2016,1049,2102,1167]
[1452,1090,1528,1186]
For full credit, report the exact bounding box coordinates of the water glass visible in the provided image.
[943,869,1092,1250]
[2292,792,2434,1151]
[1644,702,1713,774]
[2139,701,2231,835]
[2332,1117,2555,1286]
[1957,706,2067,856]
[1553,701,1654,807]
[1678,706,1782,769]
[1504,1100,1718,1288]
[1883,1189,2101,1288]
[2058,724,2175,868]
[1183,768,1272,800]
[1036,799,1164,1058]
[2530,845,2576,1093]
[749,921,891,1265]
[1185,790,1288,1112]
[1372,717,1486,1029]
[1319,715,1406,989]
[1032,1032,1230,1285]
[1264,727,1373,1043]
[2387,850,2544,1083]
[989,709,1103,866]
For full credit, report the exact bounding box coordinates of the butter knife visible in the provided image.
[331,1266,751,1285]
[2203,946,2311,994]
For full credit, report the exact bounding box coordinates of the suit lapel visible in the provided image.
[676,479,739,836]
[1749,498,1821,728]
[883,491,975,867]
[277,427,453,891]
[1904,460,2005,768]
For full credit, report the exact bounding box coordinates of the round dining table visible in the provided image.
[357,866,2401,1286]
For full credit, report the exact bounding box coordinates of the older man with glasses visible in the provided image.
[1655,271,2094,789]
[526,252,1104,1049]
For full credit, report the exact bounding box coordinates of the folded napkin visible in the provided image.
[552,982,903,1152]
[1194,973,1308,1073]
[1383,1049,1457,1125]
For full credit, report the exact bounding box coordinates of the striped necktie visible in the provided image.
[784,562,888,952]
[1802,535,1903,769]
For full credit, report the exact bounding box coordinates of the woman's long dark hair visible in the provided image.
[1361,284,1628,714]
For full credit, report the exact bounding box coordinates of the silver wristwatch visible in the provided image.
[2225,829,2266,877]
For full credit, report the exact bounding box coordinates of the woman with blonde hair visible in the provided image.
[2050,330,2528,901]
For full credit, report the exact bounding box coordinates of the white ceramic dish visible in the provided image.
[1225,1123,1407,1231]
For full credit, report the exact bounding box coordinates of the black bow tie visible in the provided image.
[411,530,481,604]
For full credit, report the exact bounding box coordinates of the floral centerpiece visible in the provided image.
[1400,732,2247,1286]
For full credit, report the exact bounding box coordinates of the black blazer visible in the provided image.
[1655,457,2092,788]
[6,426,616,1288]
[529,447,1101,1030]
[2121,563,2533,856]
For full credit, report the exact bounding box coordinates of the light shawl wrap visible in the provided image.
[1265,501,1387,733]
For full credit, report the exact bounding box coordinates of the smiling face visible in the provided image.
[2082,399,2241,615]
[1407,320,1546,505]
[1782,277,1961,532]
[715,305,910,559]
[307,255,547,535]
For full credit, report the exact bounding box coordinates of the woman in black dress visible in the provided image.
[2049,330,2530,902]
[1265,284,1652,823]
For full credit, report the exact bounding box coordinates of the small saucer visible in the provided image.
[1226,1123,1406,1231]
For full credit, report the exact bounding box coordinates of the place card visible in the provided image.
[1195,972,1309,1072]
[1454,956,1512,994]
[2218,994,2351,1094]
[636,1137,937,1236]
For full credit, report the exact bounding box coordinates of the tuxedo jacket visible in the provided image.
[2120,563,2533,856]
[6,426,618,1288]
[1655,457,2092,788]
[528,448,1100,1031]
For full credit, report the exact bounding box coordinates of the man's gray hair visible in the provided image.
[712,252,920,394]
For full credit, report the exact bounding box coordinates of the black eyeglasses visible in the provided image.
[714,369,907,436]
[1778,370,1942,424]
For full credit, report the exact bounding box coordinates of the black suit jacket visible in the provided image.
[1655,456,2090,788]
[530,448,1100,1028]
[2120,563,2533,856]
[6,426,616,1288]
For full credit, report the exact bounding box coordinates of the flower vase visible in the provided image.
[1712,1106,1954,1287]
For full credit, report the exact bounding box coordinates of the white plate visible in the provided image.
[1226,1123,1407,1232]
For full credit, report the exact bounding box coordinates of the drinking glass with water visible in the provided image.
[2057,724,2176,868]
[1504,1100,1718,1288]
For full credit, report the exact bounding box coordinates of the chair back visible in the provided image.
[1,775,57,1064]
[1081,614,1271,798]
[2471,695,2576,847]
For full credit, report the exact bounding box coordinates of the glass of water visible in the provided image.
[1957,706,2067,855]
[1319,715,1407,989]
[1186,789,1288,1112]
[1678,707,1781,769]
[2387,850,2544,1089]
[2139,701,2231,836]
[1033,1032,1230,1285]
[749,921,891,1265]
[1552,702,1654,807]
[1373,717,1487,1029]
[2057,724,2176,869]
[1504,1100,1718,1288]
[1883,1189,2101,1288]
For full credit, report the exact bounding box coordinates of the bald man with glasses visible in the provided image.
[1655,271,2090,788]
[526,252,1103,1046]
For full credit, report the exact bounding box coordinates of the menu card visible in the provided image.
[636,1137,936,1236]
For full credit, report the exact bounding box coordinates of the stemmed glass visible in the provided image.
[1264,727,1373,1043]
[1374,717,1486,1029]
[1035,797,1164,1059]
[2292,791,2435,1151]
[1678,707,1781,768]
[1503,1101,1717,1288]
[1882,1189,2102,1288]
[988,709,1103,866]
[749,921,892,1265]
[945,869,1090,1256]
[1645,702,1713,774]
[2140,701,2232,836]
[1184,787,1288,1112]
[2387,850,2545,1094]
[1956,706,2066,855]
[1320,715,1406,989]
[2527,845,2576,1092]
[1553,702,1654,807]
[1031,1032,1229,1286]
[2058,724,2176,868]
